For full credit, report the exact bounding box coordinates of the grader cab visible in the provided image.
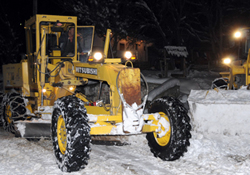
[0,14,191,172]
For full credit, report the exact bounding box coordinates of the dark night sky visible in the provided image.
[0,0,65,54]
[1,0,64,26]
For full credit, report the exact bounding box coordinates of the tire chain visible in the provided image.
[1,91,27,133]
[5,92,27,120]
[52,95,91,172]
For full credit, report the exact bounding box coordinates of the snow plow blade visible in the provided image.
[188,89,250,136]
[15,120,51,138]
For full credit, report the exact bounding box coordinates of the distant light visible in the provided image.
[42,88,46,93]
[20,23,22,26]
[234,31,242,38]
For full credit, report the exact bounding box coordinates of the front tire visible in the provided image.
[146,97,191,161]
[211,77,229,89]
[52,96,91,172]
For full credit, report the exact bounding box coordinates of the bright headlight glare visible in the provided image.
[223,58,231,64]
[42,88,46,93]
[234,31,241,38]
[69,86,74,91]
[124,51,132,59]
[94,52,103,61]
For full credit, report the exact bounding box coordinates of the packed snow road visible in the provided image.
[0,127,250,175]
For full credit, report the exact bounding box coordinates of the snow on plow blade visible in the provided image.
[188,89,250,135]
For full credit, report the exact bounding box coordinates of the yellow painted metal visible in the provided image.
[85,106,111,116]
[88,113,122,123]
[21,61,31,96]
[220,48,250,89]
[153,112,171,146]
[141,124,159,133]
[141,114,166,133]
[5,104,12,124]
[104,58,121,64]
[54,86,73,100]
[59,62,75,79]
[57,115,67,155]
[52,50,61,57]
[40,27,46,88]
[75,93,90,103]
[42,83,57,106]
[90,122,116,135]
[104,29,111,57]
[26,104,34,114]
[74,61,125,115]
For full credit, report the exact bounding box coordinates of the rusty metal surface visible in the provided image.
[119,68,141,106]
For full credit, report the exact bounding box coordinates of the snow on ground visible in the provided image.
[1,68,250,174]
[1,129,250,175]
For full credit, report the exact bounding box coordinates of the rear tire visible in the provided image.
[146,97,191,161]
[2,91,27,133]
[51,95,91,172]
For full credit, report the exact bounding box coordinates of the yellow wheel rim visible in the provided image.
[153,112,171,146]
[5,104,12,124]
[57,115,67,154]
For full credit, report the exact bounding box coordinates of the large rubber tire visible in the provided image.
[146,97,191,161]
[211,77,228,89]
[52,95,91,172]
[2,92,27,133]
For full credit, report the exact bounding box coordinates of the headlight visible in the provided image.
[234,31,242,38]
[223,58,231,64]
[124,51,132,59]
[88,52,103,62]
[69,86,75,91]
[94,52,103,61]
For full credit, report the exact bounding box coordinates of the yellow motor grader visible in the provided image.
[211,51,250,90]
[0,14,191,172]
[212,28,250,90]
[188,29,250,137]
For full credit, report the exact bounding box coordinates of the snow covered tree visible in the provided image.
[57,0,192,56]
[56,0,250,64]
[184,0,250,63]
[57,0,135,56]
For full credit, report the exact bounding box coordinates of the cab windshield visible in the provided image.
[40,22,75,57]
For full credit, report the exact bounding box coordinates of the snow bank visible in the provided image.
[188,89,250,135]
